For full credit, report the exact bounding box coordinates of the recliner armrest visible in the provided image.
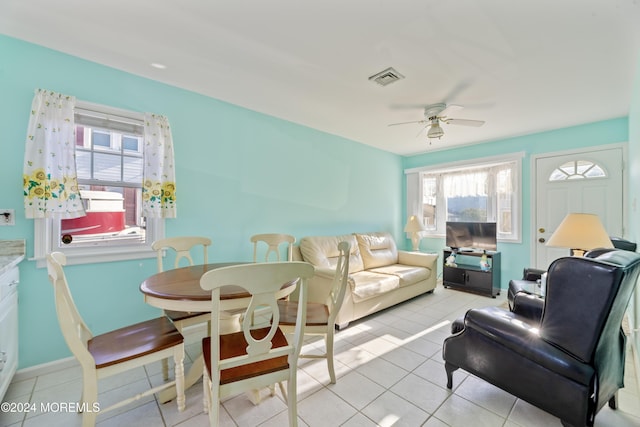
[460,307,593,385]
[523,267,546,281]
[512,293,544,322]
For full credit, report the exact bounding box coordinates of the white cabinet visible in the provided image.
[0,266,19,402]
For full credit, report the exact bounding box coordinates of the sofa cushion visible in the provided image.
[355,232,398,269]
[369,264,430,287]
[300,234,364,273]
[350,271,400,302]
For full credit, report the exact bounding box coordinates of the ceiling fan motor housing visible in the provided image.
[424,103,447,120]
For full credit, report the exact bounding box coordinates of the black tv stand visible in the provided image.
[443,249,501,298]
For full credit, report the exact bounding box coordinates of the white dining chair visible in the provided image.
[46,252,185,427]
[152,236,212,379]
[200,261,314,427]
[248,233,297,401]
[251,233,295,262]
[278,240,350,383]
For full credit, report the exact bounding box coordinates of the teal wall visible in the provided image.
[401,118,629,290]
[0,35,403,369]
[2,33,637,371]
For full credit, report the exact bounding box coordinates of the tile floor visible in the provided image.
[2,284,640,427]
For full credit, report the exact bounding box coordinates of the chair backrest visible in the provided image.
[610,236,637,252]
[250,233,295,262]
[151,236,211,272]
[541,249,640,363]
[46,252,94,366]
[200,261,314,384]
[327,241,351,324]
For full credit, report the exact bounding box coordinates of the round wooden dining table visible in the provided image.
[140,262,298,403]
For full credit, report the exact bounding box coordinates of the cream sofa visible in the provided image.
[293,231,438,329]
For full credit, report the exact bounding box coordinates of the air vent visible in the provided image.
[368,67,405,86]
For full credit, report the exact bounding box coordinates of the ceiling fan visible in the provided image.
[388,103,485,140]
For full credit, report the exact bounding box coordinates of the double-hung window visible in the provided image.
[406,153,522,242]
[34,102,164,266]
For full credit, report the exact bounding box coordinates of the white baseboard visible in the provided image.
[13,356,79,383]
[12,322,210,385]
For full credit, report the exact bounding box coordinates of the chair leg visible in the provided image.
[326,331,336,384]
[202,372,210,415]
[287,375,298,427]
[211,377,221,427]
[445,362,458,389]
[248,389,262,405]
[81,374,98,427]
[173,347,186,412]
[161,358,170,381]
[278,382,288,404]
[609,391,618,409]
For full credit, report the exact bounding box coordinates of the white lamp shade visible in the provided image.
[546,213,613,252]
[404,215,426,232]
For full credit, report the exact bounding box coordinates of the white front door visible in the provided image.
[533,146,624,269]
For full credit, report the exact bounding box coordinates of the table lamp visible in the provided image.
[405,215,426,251]
[545,213,613,256]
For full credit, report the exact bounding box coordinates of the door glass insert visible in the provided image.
[549,160,606,181]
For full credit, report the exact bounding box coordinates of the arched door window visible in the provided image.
[548,160,606,181]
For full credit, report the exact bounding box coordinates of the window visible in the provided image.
[34,102,164,266]
[549,160,606,181]
[406,154,522,242]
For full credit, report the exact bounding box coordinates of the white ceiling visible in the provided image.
[2,0,640,155]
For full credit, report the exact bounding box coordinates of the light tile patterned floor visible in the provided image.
[2,284,640,426]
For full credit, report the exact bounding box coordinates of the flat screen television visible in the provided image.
[446,221,497,251]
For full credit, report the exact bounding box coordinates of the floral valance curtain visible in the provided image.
[23,89,85,219]
[143,113,177,218]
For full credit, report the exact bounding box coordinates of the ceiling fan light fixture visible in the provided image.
[427,122,444,139]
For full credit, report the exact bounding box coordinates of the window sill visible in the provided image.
[34,245,156,268]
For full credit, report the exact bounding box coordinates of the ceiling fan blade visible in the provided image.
[446,118,485,127]
[442,79,473,104]
[388,120,426,127]
[415,125,429,138]
[439,104,464,118]
[390,102,445,110]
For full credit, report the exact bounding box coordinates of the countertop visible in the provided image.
[0,239,26,276]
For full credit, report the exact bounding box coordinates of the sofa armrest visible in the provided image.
[292,266,350,305]
[397,251,438,268]
[313,266,338,280]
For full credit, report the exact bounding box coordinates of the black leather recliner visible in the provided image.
[507,237,637,309]
[443,249,640,427]
[610,236,637,252]
[506,267,546,309]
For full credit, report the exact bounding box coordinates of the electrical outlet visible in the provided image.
[0,209,15,226]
